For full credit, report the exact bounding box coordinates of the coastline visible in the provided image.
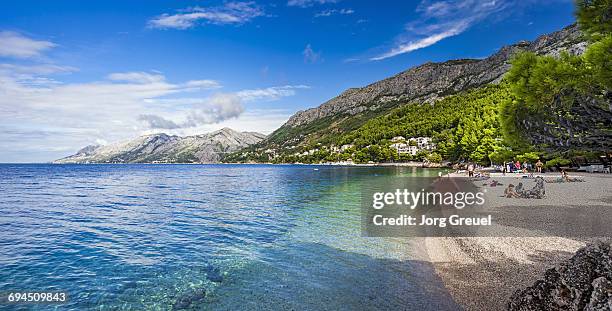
[48,161,444,167]
[422,173,612,310]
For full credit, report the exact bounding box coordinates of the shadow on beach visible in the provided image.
[431,246,577,311]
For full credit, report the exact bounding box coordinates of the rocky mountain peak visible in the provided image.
[284,24,585,128]
[54,128,265,164]
[75,145,100,156]
[212,127,239,136]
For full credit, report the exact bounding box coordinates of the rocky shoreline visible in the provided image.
[508,241,612,310]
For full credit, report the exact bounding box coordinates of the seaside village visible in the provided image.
[260,136,436,164]
[388,136,436,156]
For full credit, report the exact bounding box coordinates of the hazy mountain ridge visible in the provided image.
[55,128,266,164]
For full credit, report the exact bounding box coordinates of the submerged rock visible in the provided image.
[508,241,612,310]
[205,265,224,283]
[172,288,206,310]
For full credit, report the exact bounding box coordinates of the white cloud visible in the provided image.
[184,94,245,126]
[148,2,265,29]
[302,44,322,64]
[138,85,308,129]
[95,138,108,146]
[314,8,354,17]
[0,67,227,159]
[0,58,307,161]
[185,80,222,89]
[0,28,307,162]
[154,109,293,137]
[142,84,307,108]
[371,21,468,61]
[0,63,77,75]
[137,114,182,129]
[236,85,310,102]
[208,108,292,134]
[0,31,56,59]
[287,0,339,8]
[107,72,222,91]
[107,71,166,84]
[371,0,511,60]
[139,93,246,129]
[0,63,78,86]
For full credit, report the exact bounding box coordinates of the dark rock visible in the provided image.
[205,265,224,283]
[508,241,612,311]
[172,288,206,310]
[586,277,612,311]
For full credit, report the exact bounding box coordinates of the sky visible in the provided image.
[0,0,576,162]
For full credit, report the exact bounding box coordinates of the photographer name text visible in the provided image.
[372,214,492,227]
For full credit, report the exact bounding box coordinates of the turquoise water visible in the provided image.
[0,164,457,310]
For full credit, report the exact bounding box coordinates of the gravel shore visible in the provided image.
[424,173,612,310]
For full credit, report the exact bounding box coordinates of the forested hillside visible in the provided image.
[225,85,514,164]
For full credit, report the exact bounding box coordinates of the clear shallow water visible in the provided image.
[0,164,457,310]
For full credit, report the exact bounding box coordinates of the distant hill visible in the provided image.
[55,128,266,164]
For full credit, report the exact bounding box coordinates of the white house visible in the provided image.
[408,137,435,150]
[390,143,418,156]
[407,145,418,155]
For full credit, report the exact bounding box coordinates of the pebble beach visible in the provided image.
[425,173,612,310]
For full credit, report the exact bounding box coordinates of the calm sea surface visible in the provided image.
[0,164,458,310]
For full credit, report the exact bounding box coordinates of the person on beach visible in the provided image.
[561,169,569,181]
[502,164,507,176]
[504,184,520,198]
[515,160,521,172]
[560,170,585,182]
[536,160,543,173]
[521,176,546,198]
[467,163,474,177]
[515,182,524,195]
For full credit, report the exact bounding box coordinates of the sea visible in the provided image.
[0,164,459,310]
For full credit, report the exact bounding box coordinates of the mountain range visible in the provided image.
[55,128,265,164]
[239,24,586,160]
[221,24,588,162]
[287,25,584,128]
[59,24,587,164]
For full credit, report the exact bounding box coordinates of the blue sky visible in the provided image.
[0,0,576,162]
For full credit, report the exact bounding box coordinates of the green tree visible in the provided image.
[489,145,514,165]
[583,34,612,90]
[500,0,612,155]
[576,0,612,40]
[427,152,442,163]
[516,152,540,164]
